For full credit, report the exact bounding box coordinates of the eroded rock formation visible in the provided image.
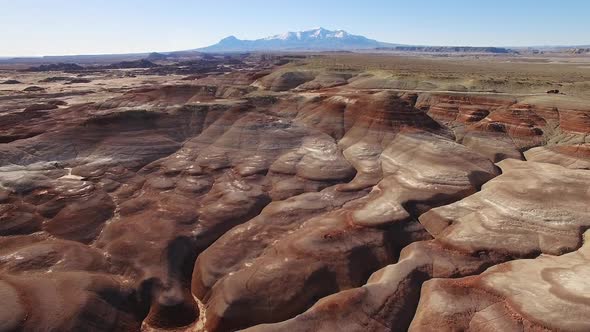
[1,55,590,332]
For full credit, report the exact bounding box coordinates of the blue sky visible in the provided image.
[1,0,589,56]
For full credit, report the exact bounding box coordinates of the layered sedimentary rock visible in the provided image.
[1,56,590,332]
[461,132,523,162]
[246,158,590,332]
[524,143,590,169]
[244,240,495,332]
[421,159,590,257]
[0,271,143,331]
[253,70,317,91]
[411,231,590,332]
[416,94,590,155]
[192,131,498,331]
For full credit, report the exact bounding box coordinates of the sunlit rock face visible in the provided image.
[524,143,590,169]
[1,53,590,332]
[421,159,590,257]
[410,233,590,332]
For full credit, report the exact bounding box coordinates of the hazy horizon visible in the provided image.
[1,0,589,57]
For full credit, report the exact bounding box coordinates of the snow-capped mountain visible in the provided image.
[263,28,351,41]
[199,27,398,52]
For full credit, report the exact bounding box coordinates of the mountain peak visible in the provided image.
[307,27,328,33]
[220,35,240,42]
[200,28,395,52]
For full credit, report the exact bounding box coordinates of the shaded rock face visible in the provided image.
[1,79,22,84]
[26,63,84,72]
[1,59,590,332]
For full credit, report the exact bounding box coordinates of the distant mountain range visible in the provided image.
[198,27,398,52]
[2,28,588,61]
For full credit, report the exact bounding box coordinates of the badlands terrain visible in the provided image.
[1,52,590,331]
